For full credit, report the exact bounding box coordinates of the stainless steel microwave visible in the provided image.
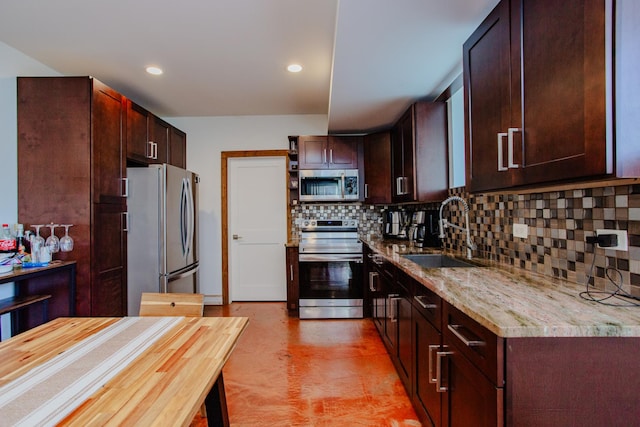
[299,169,359,202]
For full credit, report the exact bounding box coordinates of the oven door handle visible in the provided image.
[299,253,363,263]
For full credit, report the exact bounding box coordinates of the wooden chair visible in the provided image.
[139,292,207,422]
[139,292,204,317]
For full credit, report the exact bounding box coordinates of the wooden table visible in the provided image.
[0,316,249,426]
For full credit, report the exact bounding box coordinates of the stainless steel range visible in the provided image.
[298,219,363,319]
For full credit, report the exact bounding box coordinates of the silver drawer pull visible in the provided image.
[428,344,439,384]
[414,295,437,310]
[447,324,485,347]
[436,350,453,392]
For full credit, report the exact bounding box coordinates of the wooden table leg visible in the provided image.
[204,372,229,427]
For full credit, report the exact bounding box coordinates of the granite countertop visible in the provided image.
[364,239,640,338]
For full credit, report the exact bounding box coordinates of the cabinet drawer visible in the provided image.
[412,283,441,331]
[443,302,504,385]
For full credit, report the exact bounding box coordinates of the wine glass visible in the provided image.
[45,223,60,254]
[60,224,74,252]
[30,224,45,262]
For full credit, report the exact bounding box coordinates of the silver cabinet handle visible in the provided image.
[436,349,453,392]
[122,178,129,198]
[396,177,403,195]
[290,265,294,282]
[323,149,327,165]
[123,212,129,232]
[507,127,520,168]
[388,295,401,322]
[447,324,485,347]
[153,142,159,159]
[369,271,379,292]
[329,149,333,164]
[428,344,439,384]
[364,183,369,199]
[497,132,508,171]
[413,295,437,310]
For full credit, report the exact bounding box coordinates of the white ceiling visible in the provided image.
[0,0,498,133]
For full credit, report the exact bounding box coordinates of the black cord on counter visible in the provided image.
[579,247,640,307]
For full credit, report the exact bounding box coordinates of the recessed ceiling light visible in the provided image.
[146,66,163,75]
[287,64,303,73]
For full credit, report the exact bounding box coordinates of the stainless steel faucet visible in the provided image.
[438,196,476,259]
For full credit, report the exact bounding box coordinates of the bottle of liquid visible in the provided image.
[0,223,17,253]
[16,224,29,255]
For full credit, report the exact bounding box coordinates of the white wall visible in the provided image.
[165,115,327,303]
[0,42,60,338]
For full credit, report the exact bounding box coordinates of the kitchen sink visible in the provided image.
[401,253,478,268]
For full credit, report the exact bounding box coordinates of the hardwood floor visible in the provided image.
[204,302,421,426]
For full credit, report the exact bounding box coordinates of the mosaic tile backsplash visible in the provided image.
[292,182,640,298]
[443,184,640,297]
[290,203,385,240]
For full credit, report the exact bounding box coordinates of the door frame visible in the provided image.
[221,150,290,304]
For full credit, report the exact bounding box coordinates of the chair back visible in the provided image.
[139,292,204,317]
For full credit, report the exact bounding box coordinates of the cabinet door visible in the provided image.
[126,100,151,165]
[442,347,502,427]
[397,286,412,390]
[169,127,187,168]
[414,102,449,202]
[298,136,328,169]
[413,308,442,427]
[92,79,126,204]
[463,0,514,192]
[363,132,392,204]
[517,0,610,183]
[392,108,415,203]
[150,115,169,164]
[286,246,299,316]
[328,136,359,169]
[92,203,127,316]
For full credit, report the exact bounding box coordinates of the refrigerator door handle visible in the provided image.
[180,177,189,258]
[185,177,195,259]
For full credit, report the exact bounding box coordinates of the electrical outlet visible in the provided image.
[513,223,528,239]
[595,229,628,251]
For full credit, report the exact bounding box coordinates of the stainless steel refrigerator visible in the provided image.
[126,164,199,315]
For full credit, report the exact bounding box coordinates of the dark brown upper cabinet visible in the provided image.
[126,100,168,165]
[298,135,360,170]
[463,0,632,192]
[363,131,392,204]
[390,102,449,203]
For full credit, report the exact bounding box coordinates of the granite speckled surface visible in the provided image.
[365,239,640,338]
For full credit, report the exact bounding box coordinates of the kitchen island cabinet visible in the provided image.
[365,240,640,426]
[18,76,127,317]
[464,0,639,192]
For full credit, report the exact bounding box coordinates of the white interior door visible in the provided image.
[228,156,287,301]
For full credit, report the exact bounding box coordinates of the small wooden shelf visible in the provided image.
[0,294,51,316]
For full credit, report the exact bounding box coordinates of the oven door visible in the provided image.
[298,253,363,300]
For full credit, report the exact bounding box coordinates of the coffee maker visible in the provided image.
[383,209,411,239]
[415,209,441,248]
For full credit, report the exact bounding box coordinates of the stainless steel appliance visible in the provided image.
[299,169,359,202]
[126,164,199,315]
[298,219,363,319]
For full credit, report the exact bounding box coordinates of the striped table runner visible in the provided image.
[0,316,183,427]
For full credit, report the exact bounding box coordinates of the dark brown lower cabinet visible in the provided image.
[412,306,442,427]
[368,249,640,426]
[285,246,299,316]
[441,343,502,426]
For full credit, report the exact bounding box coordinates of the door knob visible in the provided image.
[233,234,241,240]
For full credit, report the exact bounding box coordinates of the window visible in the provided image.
[447,86,465,188]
